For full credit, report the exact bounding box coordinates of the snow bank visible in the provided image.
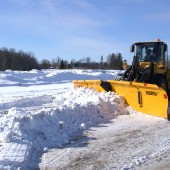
[0,87,130,169]
[0,69,119,87]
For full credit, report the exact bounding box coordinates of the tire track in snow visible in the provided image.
[122,129,170,170]
[0,91,67,114]
[122,106,170,170]
[0,95,53,110]
[42,148,71,168]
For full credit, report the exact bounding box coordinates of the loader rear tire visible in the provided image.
[168,114,170,121]
[157,77,168,93]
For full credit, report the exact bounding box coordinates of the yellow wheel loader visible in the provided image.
[73,39,169,119]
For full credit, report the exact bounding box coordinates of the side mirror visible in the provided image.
[130,45,134,52]
[164,44,167,52]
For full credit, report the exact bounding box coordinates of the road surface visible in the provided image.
[39,113,170,170]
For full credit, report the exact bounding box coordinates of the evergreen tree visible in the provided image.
[60,60,65,69]
[117,53,123,70]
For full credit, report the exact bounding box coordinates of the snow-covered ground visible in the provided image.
[0,69,169,170]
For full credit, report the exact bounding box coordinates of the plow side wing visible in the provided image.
[72,80,106,92]
[72,80,168,119]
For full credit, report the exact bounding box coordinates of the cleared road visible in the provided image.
[39,113,170,170]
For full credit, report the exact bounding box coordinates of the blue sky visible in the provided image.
[0,0,170,64]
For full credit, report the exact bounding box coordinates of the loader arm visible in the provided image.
[123,55,155,83]
[123,55,139,81]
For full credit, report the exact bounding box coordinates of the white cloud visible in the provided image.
[0,0,101,39]
[145,11,170,22]
[38,0,99,27]
[9,0,99,28]
[9,0,33,6]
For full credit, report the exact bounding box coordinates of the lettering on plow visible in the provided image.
[145,91,158,96]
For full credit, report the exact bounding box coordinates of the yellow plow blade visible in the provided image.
[72,80,168,119]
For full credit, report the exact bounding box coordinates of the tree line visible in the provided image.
[0,48,39,71]
[0,47,124,71]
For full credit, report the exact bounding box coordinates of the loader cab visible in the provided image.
[131,41,168,63]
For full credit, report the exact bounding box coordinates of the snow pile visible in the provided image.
[0,87,130,169]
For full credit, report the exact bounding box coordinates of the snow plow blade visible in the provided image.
[72,80,168,119]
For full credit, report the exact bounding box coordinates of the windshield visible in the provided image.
[135,42,164,62]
